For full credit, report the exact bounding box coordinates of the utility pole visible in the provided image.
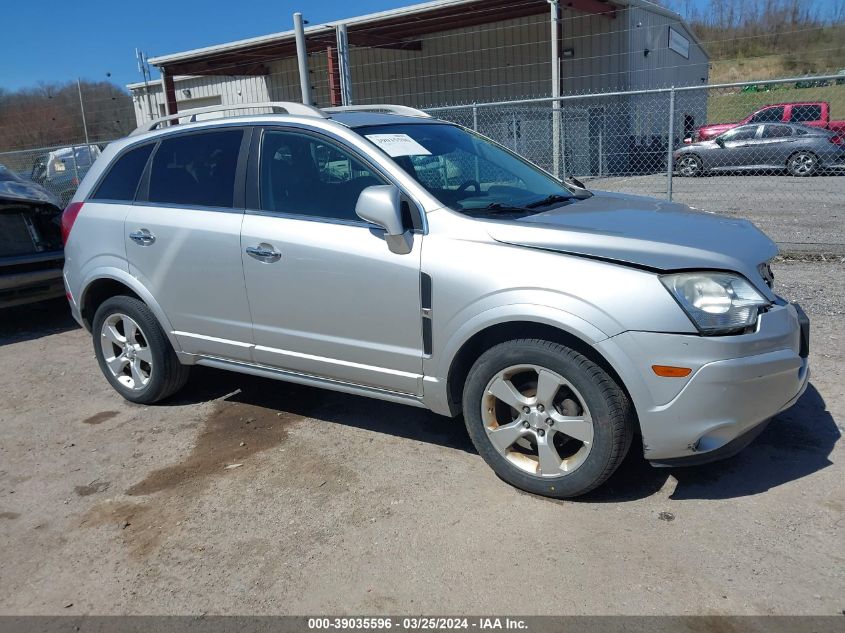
[77,78,91,148]
[336,23,352,105]
[293,12,312,105]
[549,0,562,179]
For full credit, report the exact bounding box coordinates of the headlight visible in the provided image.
[660,272,770,334]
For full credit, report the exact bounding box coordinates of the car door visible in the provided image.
[240,127,424,395]
[758,124,795,167]
[125,127,255,361]
[712,125,761,170]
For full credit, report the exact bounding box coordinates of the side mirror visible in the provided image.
[356,185,412,254]
[715,137,726,148]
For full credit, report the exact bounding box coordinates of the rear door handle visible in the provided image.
[129,229,155,245]
[245,243,282,263]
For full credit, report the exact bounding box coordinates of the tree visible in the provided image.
[0,80,135,152]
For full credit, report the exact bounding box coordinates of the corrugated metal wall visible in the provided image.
[626,7,709,90]
[559,8,628,94]
[130,3,710,128]
[343,13,551,107]
[130,75,271,125]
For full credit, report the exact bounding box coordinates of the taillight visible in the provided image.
[61,202,84,245]
[830,135,844,146]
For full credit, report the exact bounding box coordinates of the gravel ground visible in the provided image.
[0,260,842,616]
[588,174,845,255]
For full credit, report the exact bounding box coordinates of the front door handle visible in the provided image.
[129,229,155,246]
[245,243,282,263]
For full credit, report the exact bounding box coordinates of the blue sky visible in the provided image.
[1,0,418,91]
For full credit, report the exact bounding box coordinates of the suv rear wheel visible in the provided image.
[462,339,633,498]
[92,296,190,404]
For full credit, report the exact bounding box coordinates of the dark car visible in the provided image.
[0,164,65,308]
[30,145,101,206]
[674,123,845,177]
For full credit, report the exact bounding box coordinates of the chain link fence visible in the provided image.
[427,74,845,255]
[0,142,105,206]
[1,74,843,254]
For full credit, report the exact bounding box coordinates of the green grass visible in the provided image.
[706,83,845,124]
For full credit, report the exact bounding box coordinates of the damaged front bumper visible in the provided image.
[597,301,810,465]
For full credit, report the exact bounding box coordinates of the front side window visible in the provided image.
[259,130,384,221]
[720,126,759,142]
[749,106,784,123]
[762,125,792,139]
[148,130,243,208]
[92,143,154,201]
[357,123,575,217]
[791,105,822,122]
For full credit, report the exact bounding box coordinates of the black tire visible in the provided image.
[676,154,703,177]
[787,151,819,177]
[462,339,634,499]
[92,295,190,404]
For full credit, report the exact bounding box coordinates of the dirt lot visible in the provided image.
[589,174,845,255]
[0,260,843,616]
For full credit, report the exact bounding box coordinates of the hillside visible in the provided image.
[707,25,845,84]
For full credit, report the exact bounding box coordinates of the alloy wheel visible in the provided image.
[99,313,153,391]
[677,155,701,177]
[481,364,594,477]
[789,152,817,176]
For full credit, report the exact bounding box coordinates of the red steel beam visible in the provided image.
[326,46,342,107]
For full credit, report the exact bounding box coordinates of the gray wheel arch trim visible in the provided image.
[78,268,183,354]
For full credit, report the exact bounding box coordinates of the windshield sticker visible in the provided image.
[365,133,432,157]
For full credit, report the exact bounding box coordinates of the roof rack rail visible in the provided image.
[131,101,327,136]
[323,104,432,118]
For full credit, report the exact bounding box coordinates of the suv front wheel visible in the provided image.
[462,339,633,498]
[92,296,190,404]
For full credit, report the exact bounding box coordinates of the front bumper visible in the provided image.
[597,302,809,463]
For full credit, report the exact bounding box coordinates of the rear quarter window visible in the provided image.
[92,144,154,201]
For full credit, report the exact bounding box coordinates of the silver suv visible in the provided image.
[62,102,810,498]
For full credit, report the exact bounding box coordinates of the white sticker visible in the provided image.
[365,133,431,157]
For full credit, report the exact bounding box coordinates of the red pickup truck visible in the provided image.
[694,102,845,141]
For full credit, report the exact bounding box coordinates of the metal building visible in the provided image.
[126,0,708,178]
[128,0,707,120]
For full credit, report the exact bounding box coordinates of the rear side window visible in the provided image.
[148,130,243,208]
[92,144,154,201]
[749,107,784,123]
[762,125,792,139]
[792,105,822,122]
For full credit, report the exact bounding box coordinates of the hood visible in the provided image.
[0,165,61,210]
[486,191,778,288]
[697,122,736,139]
[677,139,718,152]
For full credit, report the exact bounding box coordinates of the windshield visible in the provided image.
[358,123,576,216]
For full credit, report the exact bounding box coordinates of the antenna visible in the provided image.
[135,49,155,123]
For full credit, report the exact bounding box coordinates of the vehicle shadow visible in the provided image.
[0,298,79,346]
[668,383,840,500]
[171,368,838,502]
[168,365,476,454]
[580,382,839,502]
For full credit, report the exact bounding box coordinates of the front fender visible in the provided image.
[421,300,611,416]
